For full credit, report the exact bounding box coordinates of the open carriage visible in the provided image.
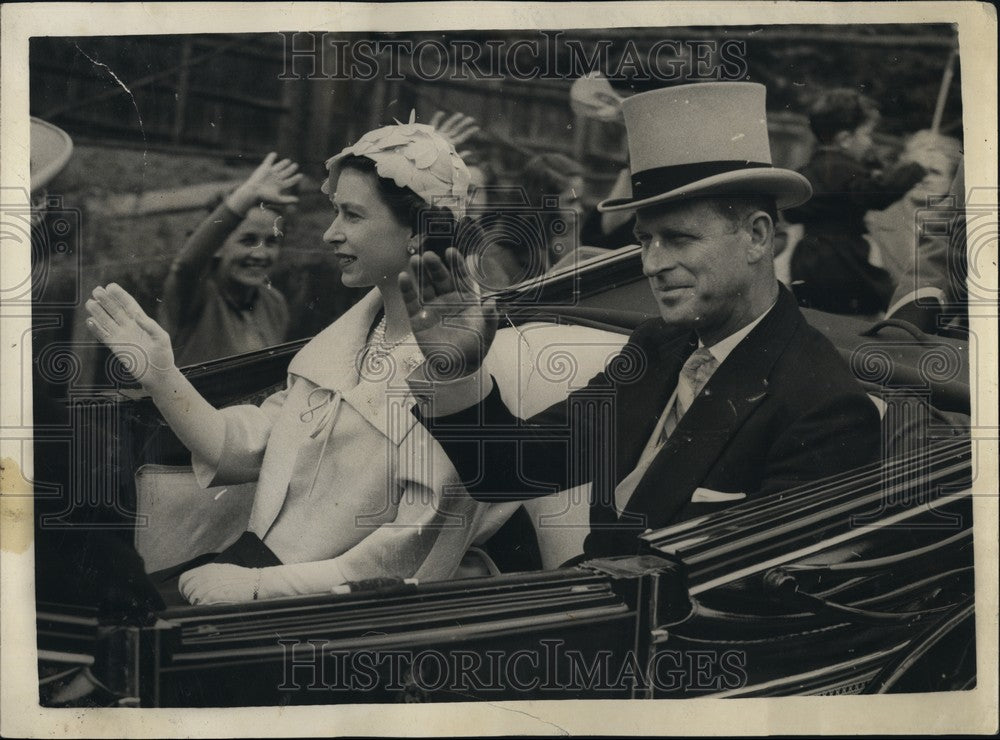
[35,245,974,705]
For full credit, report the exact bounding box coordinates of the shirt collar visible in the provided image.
[700,297,778,365]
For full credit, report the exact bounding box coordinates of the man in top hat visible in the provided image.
[399,82,882,560]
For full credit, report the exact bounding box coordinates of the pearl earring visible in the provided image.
[407,245,417,255]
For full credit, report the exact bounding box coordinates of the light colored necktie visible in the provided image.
[660,347,719,444]
[614,347,719,515]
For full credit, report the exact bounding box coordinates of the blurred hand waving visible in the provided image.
[429,111,481,158]
[399,248,497,380]
[226,151,304,214]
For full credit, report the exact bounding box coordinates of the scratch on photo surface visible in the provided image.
[74,44,148,179]
[506,314,538,390]
[485,702,570,735]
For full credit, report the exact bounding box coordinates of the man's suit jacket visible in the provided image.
[420,285,882,559]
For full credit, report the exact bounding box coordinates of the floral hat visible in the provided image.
[323,111,471,219]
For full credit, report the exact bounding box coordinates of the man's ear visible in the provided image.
[745,212,774,264]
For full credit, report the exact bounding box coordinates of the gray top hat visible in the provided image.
[598,82,812,212]
[30,117,74,194]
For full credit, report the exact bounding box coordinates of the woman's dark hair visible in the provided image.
[807,88,879,144]
[336,154,483,260]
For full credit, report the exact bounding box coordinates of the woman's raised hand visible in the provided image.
[399,248,498,380]
[226,152,304,215]
[84,283,176,387]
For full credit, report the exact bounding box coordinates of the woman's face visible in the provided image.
[323,168,414,289]
[216,208,283,288]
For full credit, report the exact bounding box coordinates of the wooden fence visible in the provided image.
[30,26,960,178]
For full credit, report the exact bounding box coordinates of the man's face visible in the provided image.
[634,199,756,343]
[906,150,957,205]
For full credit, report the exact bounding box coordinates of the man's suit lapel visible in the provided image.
[612,328,696,482]
[620,287,803,532]
[587,325,694,543]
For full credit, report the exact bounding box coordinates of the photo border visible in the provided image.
[2,2,997,736]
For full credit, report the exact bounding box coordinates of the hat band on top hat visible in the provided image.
[630,160,772,202]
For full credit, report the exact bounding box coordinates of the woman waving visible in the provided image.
[86,118,505,605]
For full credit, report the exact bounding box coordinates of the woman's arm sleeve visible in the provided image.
[254,481,485,598]
[191,382,290,487]
[161,202,244,332]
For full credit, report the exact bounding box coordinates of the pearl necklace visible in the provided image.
[366,316,408,358]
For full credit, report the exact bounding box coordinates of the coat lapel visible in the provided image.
[620,287,803,531]
[612,327,696,483]
[340,338,424,445]
[288,289,381,392]
[588,324,696,546]
[286,288,422,445]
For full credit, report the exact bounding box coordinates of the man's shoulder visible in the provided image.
[712,291,866,404]
[769,310,868,399]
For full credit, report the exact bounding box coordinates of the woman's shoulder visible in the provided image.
[287,289,382,385]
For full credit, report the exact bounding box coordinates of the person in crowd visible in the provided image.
[468,213,546,290]
[428,109,491,203]
[464,152,497,208]
[399,82,882,560]
[865,131,963,290]
[429,110,481,156]
[159,153,300,366]
[784,88,928,316]
[771,211,805,287]
[468,153,609,290]
[885,159,968,334]
[569,73,639,252]
[579,166,640,251]
[519,152,606,272]
[85,117,514,605]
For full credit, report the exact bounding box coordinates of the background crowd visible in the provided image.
[28,26,965,379]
